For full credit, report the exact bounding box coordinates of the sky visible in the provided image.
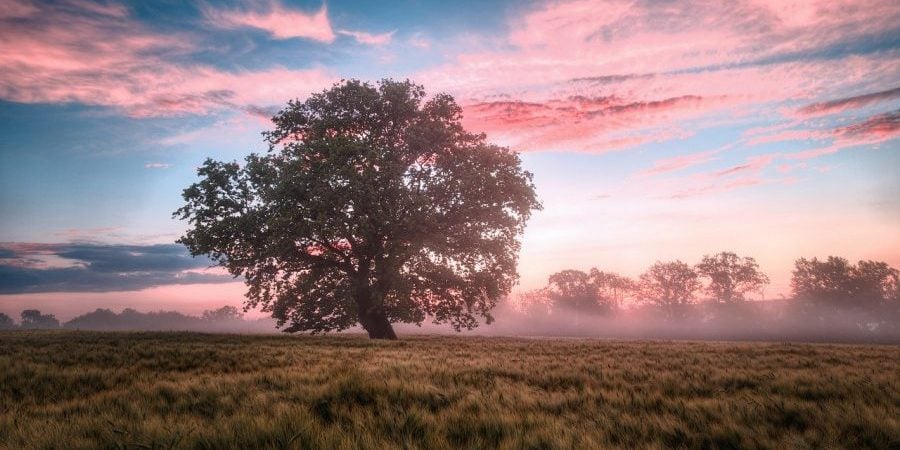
[1,0,898,320]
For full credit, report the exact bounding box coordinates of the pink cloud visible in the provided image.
[745,129,825,146]
[633,152,781,199]
[777,162,808,173]
[205,2,335,42]
[667,176,768,199]
[204,2,394,46]
[637,148,724,177]
[423,1,899,94]
[0,1,335,117]
[835,110,900,140]
[408,33,431,49]
[460,94,713,152]
[416,0,899,153]
[781,114,899,160]
[710,154,776,178]
[337,29,395,46]
[796,87,900,117]
[0,0,38,19]
[144,163,173,169]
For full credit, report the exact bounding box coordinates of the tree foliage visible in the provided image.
[530,268,635,314]
[20,310,59,329]
[637,261,700,318]
[589,268,636,309]
[202,306,244,322]
[546,270,606,314]
[541,269,635,315]
[695,251,769,303]
[0,312,14,330]
[792,256,899,307]
[175,79,540,339]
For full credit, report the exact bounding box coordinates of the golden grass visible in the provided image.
[1,331,897,449]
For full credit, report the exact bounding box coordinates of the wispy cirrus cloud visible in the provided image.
[204,1,335,42]
[419,0,899,154]
[407,33,431,49]
[796,87,900,117]
[637,148,724,178]
[649,154,782,199]
[746,110,899,149]
[144,163,173,169]
[460,94,711,152]
[781,110,900,160]
[644,109,898,198]
[204,1,395,46]
[836,110,900,139]
[337,29,395,46]
[709,154,777,178]
[0,0,335,117]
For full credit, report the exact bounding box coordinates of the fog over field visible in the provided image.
[4,295,897,344]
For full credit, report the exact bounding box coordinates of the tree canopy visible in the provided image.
[695,251,769,303]
[546,269,608,314]
[0,312,14,330]
[201,306,244,322]
[792,256,899,307]
[19,310,59,329]
[540,268,634,315]
[637,261,701,319]
[175,79,540,339]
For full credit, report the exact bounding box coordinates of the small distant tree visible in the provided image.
[20,310,60,329]
[63,308,119,330]
[637,261,701,319]
[202,306,245,322]
[792,256,899,307]
[516,288,553,319]
[695,251,769,303]
[855,260,899,303]
[0,313,15,330]
[175,79,540,339]
[546,269,610,314]
[541,268,633,315]
[589,269,636,309]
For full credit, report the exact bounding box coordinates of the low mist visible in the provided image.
[3,298,897,344]
[461,299,900,344]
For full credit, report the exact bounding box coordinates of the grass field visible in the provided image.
[0,332,897,449]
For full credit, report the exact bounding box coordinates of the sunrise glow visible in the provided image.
[1,0,898,319]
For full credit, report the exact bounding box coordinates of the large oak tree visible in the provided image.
[175,80,540,339]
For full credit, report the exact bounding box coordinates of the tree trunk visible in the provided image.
[354,281,398,340]
[359,309,398,340]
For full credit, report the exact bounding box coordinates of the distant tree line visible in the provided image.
[3,253,897,341]
[0,306,269,332]
[516,252,899,338]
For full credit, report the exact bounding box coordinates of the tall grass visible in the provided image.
[0,331,897,449]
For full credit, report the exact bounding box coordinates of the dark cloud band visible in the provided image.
[0,243,233,294]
